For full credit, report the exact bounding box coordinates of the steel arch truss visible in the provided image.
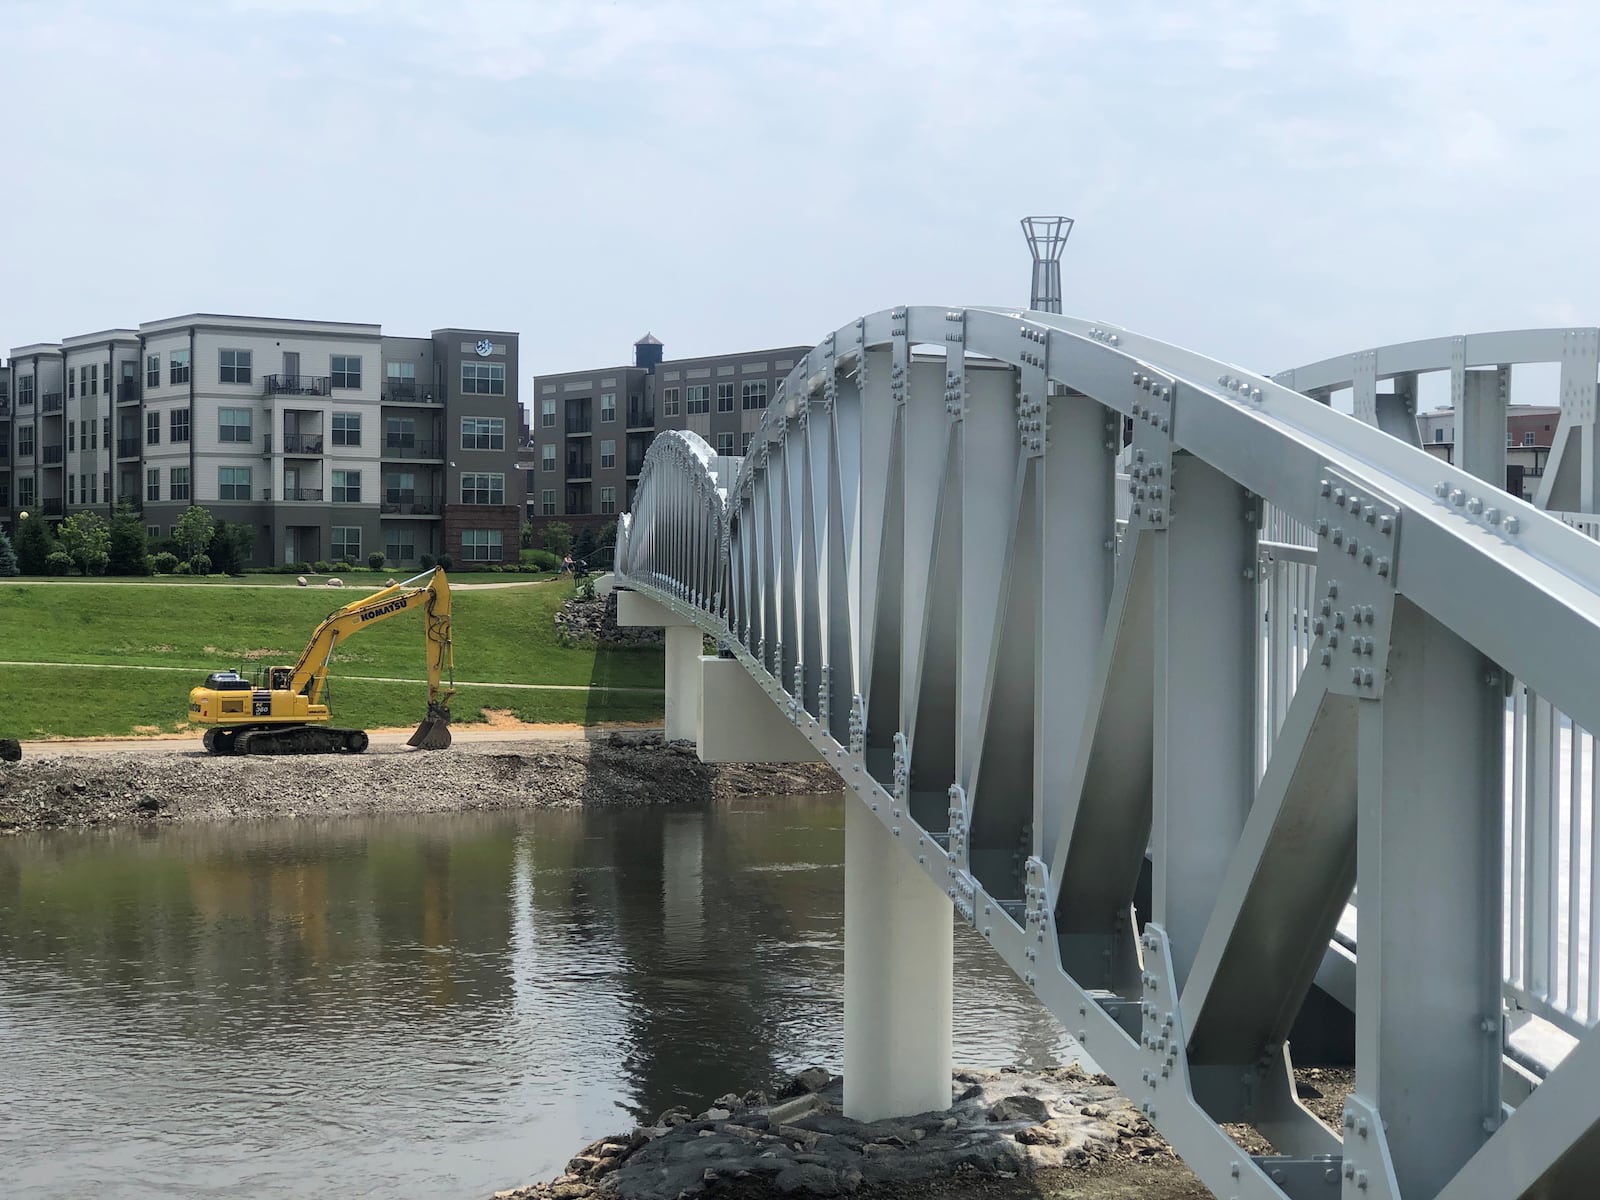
[618,307,1600,1200]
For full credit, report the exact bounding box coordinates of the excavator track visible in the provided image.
[208,726,370,756]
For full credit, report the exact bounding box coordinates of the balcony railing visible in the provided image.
[283,434,324,455]
[42,446,63,465]
[380,496,441,516]
[117,381,141,403]
[566,460,594,480]
[264,374,331,397]
[627,405,655,428]
[42,498,63,516]
[383,438,440,458]
[117,438,140,458]
[282,488,324,502]
[41,392,63,414]
[381,380,439,404]
[566,414,592,434]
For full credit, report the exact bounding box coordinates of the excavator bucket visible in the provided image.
[408,701,453,750]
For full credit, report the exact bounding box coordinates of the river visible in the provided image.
[0,794,1081,1199]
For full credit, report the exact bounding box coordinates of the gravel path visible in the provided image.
[0,733,843,832]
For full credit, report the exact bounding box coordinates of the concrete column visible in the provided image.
[697,657,820,763]
[664,626,702,743]
[843,797,953,1121]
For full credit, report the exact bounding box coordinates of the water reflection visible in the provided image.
[0,796,1079,1200]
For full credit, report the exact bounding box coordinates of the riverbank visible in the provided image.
[0,732,843,833]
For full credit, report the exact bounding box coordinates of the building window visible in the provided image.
[146,525,161,541]
[1523,431,1536,446]
[68,423,76,453]
[384,471,417,503]
[385,416,416,449]
[332,412,362,446]
[460,472,505,505]
[140,410,157,446]
[460,416,505,450]
[331,355,362,389]
[461,529,503,562]
[600,392,616,422]
[68,368,76,399]
[717,433,734,456]
[599,486,616,514]
[599,438,616,469]
[17,477,35,508]
[685,385,710,414]
[542,444,556,472]
[170,408,190,443]
[218,466,251,501]
[169,349,190,385]
[331,470,361,503]
[219,349,252,384]
[18,426,34,457]
[663,386,680,416]
[89,365,99,396]
[741,380,768,410]
[742,431,754,455]
[385,530,415,563]
[717,383,735,412]
[170,467,191,501]
[17,376,34,406]
[101,417,109,448]
[68,476,76,505]
[541,489,556,516]
[146,354,161,389]
[331,526,361,562]
[461,363,506,395]
[218,408,252,443]
[540,398,555,427]
[1434,428,1444,443]
[146,468,160,502]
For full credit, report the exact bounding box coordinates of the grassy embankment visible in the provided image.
[0,580,663,738]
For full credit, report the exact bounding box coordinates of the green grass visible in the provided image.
[0,580,664,738]
[0,569,562,587]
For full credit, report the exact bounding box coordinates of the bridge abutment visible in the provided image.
[843,796,954,1122]
[617,590,703,742]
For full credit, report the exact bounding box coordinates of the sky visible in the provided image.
[3,0,1599,384]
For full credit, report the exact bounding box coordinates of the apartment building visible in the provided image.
[1418,404,1559,501]
[524,334,813,530]
[1,315,522,568]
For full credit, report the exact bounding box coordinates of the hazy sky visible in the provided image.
[4,0,1598,381]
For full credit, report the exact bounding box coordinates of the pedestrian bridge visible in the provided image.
[612,307,1600,1200]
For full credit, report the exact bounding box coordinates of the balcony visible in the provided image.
[264,374,331,397]
[43,498,63,516]
[381,379,439,404]
[281,488,324,502]
[42,445,63,465]
[380,496,442,516]
[383,438,441,459]
[627,404,655,428]
[41,392,63,414]
[117,438,140,459]
[625,460,645,477]
[566,414,592,434]
[566,460,594,481]
[117,381,141,404]
[283,434,324,455]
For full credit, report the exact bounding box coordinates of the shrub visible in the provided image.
[367,552,385,570]
[0,530,17,577]
[191,553,213,576]
[174,561,192,575]
[108,504,149,576]
[334,559,353,572]
[14,515,54,576]
[313,560,330,574]
[420,554,435,569]
[578,576,597,601]
[436,555,453,571]
[293,561,311,574]
[45,550,73,576]
[152,551,179,574]
[523,548,559,571]
[143,554,158,574]
[207,521,256,576]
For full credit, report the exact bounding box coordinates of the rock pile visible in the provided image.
[555,592,663,648]
[494,1066,1170,1200]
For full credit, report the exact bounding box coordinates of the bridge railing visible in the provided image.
[620,309,1600,1200]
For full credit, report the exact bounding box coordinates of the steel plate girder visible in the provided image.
[1278,327,1598,393]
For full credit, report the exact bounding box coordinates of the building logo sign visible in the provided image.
[476,338,494,357]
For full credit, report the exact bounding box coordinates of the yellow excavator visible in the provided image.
[188,567,455,756]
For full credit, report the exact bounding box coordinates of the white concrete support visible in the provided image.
[698,657,822,763]
[843,796,953,1121]
[617,589,703,743]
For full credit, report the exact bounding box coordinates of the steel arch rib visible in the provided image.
[617,306,1600,1200]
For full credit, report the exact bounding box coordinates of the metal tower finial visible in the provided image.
[1020,216,1074,313]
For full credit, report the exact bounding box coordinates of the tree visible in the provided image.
[107,504,149,576]
[543,521,573,557]
[0,529,18,577]
[14,514,54,576]
[573,524,597,561]
[520,520,535,550]
[207,521,256,576]
[58,511,111,576]
[173,505,215,563]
